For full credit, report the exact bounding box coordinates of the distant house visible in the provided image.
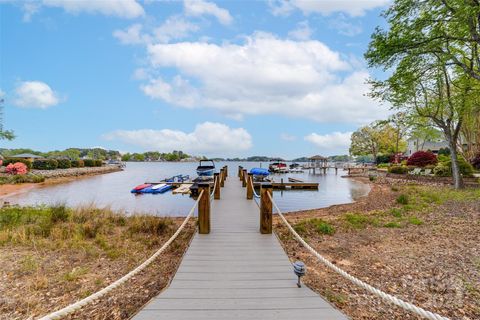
[10,153,43,162]
[406,138,449,156]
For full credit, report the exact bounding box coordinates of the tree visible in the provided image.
[366,0,480,189]
[0,99,15,141]
[349,122,398,159]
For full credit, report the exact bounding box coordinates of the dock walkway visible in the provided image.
[133,177,348,320]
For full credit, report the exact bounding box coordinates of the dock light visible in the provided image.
[293,261,306,288]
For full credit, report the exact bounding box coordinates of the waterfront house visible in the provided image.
[406,138,449,156]
[9,153,42,162]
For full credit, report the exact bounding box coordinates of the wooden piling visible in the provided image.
[198,183,211,234]
[220,168,225,187]
[214,173,221,200]
[238,166,243,180]
[223,166,228,177]
[242,169,247,187]
[260,183,273,234]
[246,173,253,200]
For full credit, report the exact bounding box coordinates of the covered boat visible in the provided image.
[250,168,269,176]
[196,160,215,177]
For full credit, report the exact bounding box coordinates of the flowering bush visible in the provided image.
[407,151,438,167]
[5,162,28,175]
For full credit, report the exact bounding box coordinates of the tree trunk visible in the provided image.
[447,137,464,189]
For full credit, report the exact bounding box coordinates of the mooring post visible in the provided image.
[260,183,273,234]
[220,168,225,187]
[224,165,228,177]
[242,169,247,187]
[198,183,211,234]
[214,173,221,200]
[238,166,243,180]
[246,173,253,200]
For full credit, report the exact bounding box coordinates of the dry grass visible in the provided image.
[0,205,195,320]
[275,181,480,320]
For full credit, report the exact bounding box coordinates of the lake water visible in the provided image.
[3,162,370,216]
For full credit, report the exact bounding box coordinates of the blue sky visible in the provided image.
[0,0,391,158]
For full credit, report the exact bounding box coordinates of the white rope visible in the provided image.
[210,176,218,200]
[268,192,450,320]
[38,190,205,320]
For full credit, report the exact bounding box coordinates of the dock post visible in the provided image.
[246,173,253,200]
[198,183,211,234]
[224,166,228,177]
[238,166,243,180]
[335,167,338,174]
[214,173,221,200]
[220,168,225,187]
[260,183,273,234]
[242,169,247,187]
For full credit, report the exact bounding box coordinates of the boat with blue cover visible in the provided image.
[250,168,270,176]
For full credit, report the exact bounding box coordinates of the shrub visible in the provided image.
[377,163,390,169]
[472,153,480,170]
[388,166,409,174]
[5,162,28,175]
[3,158,33,169]
[56,159,71,169]
[94,160,103,167]
[294,218,336,235]
[71,160,85,168]
[438,147,450,156]
[407,151,437,167]
[83,159,95,167]
[33,159,58,170]
[434,156,474,177]
[376,154,391,164]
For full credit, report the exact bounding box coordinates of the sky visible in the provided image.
[0,0,392,158]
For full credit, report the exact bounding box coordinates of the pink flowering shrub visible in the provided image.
[5,162,28,175]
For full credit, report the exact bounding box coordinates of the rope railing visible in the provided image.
[247,176,261,207]
[210,178,217,200]
[38,190,205,320]
[267,192,450,320]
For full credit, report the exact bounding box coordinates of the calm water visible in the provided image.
[3,162,370,216]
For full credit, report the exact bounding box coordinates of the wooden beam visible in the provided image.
[246,173,253,200]
[242,169,247,187]
[198,183,211,234]
[260,183,272,234]
[214,173,221,200]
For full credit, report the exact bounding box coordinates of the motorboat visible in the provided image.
[196,160,215,177]
[268,159,288,173]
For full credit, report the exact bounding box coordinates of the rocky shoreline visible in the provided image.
[29,165,123,179]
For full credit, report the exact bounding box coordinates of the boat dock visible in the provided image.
[132,168,347,320]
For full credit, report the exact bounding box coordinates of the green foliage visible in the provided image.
[376,154,391,164]
[32,159,58,170]
[384,222,401,228]
[3,158,33,169]
[434,156,474,177]
[83,159,95,167]
[350,122,402,158]
[344,213,372,229]
[377,163,390,169]
[70,160,84,168]
[388,166,408,174]
[0,173,45,184]
[56,159,71,169]
[94,159,103,166]
[408,216,423,225]
[294,218,336,236]
[396,194,409,205]
[438,148,451,156]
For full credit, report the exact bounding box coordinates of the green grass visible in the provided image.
[343,213,372,229]
[396,194,409,205]
[0,174,45,184]
[384,221,401,228]
[408,216,423,225]
[294,218,336,236]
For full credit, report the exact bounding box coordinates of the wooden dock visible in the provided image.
[132,177,347,320]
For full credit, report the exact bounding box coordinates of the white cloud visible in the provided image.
[113,16,199,45]
[288,21,313,40]
[113,24,150,45]
[143,32,388,124]
[0,88,5,99]
[13,81,61,109]
[41,0,144,19]
[305,131,352,154]
[103,122,252,156]
[269,0,389,17]
[184,0,233,25]
[329,14,363,36]
[154,15,199,43]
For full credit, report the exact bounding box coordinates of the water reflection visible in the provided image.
[3,162,370,216]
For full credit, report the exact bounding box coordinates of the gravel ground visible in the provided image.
[275,178,480,320]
